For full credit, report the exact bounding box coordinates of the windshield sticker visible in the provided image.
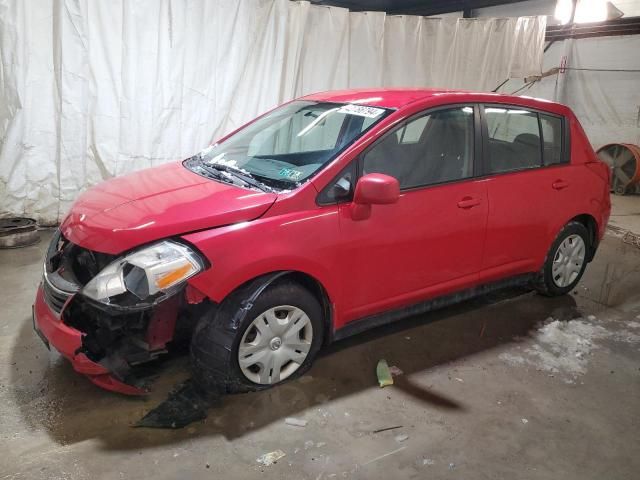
[337,104,385,118]
[279,168,303,181]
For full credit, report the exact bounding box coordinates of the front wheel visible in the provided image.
[190,280,324,394]
[535,221,590,296]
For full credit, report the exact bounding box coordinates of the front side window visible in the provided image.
[396,116,429,144]
[484,107,541,174]
[362,106,475,189]
[317,161,357,205]
[185,101,390,192]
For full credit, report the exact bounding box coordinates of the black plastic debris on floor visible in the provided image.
[135,379,221,429]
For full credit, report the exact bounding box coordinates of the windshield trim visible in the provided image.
[183,101,394,193]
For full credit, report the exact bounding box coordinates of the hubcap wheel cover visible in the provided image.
[552,234,586,288]
[238,305,313,385]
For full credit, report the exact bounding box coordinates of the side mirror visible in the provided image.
[351,173,400,221]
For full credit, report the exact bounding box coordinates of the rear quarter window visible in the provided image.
[540,113,564,166]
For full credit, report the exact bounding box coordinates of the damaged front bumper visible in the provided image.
[34,229,209,395]
[33,284,147,395]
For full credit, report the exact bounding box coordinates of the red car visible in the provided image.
[34,89,611,395]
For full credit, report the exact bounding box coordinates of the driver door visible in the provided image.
[336,105,488,324]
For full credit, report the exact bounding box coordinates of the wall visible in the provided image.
[0,0,545,223]
[611,0,640,17]
[474,0,560,24]
[474,0,640,21]
[520,36,640,148]
[477,0,640,148]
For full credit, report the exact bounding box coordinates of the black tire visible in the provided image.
[535,221,590,297]
[190,279,324,394]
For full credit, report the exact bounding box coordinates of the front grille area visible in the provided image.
[42,275,72,314]
[69,243,115,284]
[46,231,115,284]
[42,229,115,315]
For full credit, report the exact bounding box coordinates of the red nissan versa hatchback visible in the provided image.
[33,89,611,396]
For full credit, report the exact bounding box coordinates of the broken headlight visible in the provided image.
[82,241,205,308]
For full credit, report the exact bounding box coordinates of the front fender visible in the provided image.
[181,207,341,317]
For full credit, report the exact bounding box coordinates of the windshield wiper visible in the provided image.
[193,163,246,188]
[204,162,276,193]
[251,172,299,191]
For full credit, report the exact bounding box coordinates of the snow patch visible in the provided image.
[498,353,527,366]
[500,316,640,379]
[524,319,604,376]
[206,152,252,176]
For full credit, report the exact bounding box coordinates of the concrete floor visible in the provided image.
[609,194,640,235]
[1,228,640,479]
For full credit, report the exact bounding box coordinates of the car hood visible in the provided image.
[60,161,277,254]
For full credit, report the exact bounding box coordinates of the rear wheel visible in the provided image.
[190,280,324,394]
[535,221,590,296]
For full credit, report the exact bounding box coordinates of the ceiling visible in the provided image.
[307,0,530,16]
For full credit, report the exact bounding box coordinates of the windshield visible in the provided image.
[184,101,391,191]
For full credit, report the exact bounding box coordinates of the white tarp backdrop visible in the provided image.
[0,0,546,223]
[500,35,640,149]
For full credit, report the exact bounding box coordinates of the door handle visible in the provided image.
[457,196,481,209]
[552,180,569,190]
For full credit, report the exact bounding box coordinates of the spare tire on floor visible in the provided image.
[0,217,40,249]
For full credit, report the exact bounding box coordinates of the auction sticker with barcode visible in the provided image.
[337,104,385,118]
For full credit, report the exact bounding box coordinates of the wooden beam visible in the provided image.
[546,16,640,41]
[308,0,530,16]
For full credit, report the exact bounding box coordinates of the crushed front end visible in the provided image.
[33,230,208,395]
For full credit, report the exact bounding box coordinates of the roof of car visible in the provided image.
[301,88,568,114]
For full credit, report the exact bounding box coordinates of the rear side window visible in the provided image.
[484,107,541,174]
[540,114,563,165]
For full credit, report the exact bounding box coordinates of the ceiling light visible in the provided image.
[554,0,574,25]
[574,0,608,23]
[554,0,622,25]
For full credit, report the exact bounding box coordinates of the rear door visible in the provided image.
[479,104,575,282]
[334,105,489,323]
